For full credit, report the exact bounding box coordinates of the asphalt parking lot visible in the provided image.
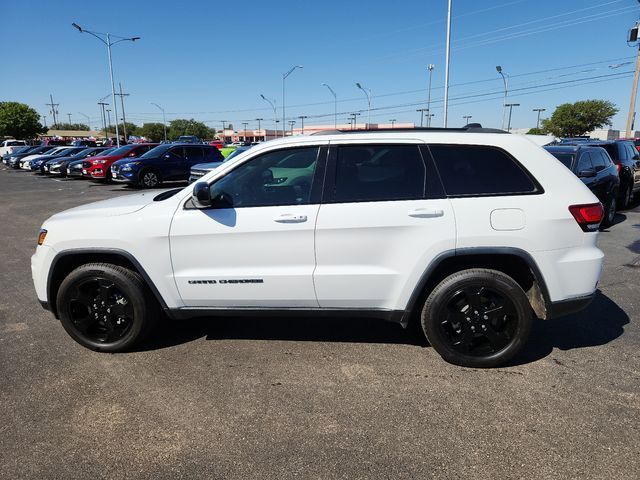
[0,167,639,479]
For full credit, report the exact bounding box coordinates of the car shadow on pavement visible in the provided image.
[509,290,629,366]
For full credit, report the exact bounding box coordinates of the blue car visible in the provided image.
[111,143,224,188]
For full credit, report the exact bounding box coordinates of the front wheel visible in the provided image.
[139,170,161,188]
[56,263,157,352]
[420,269,533,368]
[619,184,633,210]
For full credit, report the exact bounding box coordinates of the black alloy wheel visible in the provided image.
[57,263,156,352]
[140,170,160,188]
[601,195,616,228]
[619,184,632,210]
[421,269,532,368]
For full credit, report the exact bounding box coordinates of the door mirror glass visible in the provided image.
[578,168,596,178]
[192,182,212,208]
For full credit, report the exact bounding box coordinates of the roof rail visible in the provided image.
[309,125,507,135]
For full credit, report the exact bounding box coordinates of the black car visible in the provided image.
[545,145,620,227]
[111,143,224,188]
[31,147,87,172]
[563,140,640,209]
[6,145,56,168]
[43,147,113,176]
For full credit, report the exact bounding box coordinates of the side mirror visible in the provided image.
[192,182,211,208]
[128,152,137,157]
[578,169,597,178]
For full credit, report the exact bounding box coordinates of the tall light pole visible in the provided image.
[282,65,303,137]
[321,83,337,128]
[298,115,308,134]
[443,0,452,127]
[389,119,396,128]
[416,108,428,127]
[255,118,264,141]
[78,112,91,130]
[427,64,435,127]
[505,103,520,132]
[626,22,640,137]
[533,108,546,129]
[356,82,372,128]
[350,112,361,130]
[98,98,109,140]
[496,65,509,130]
[260,94,278,138]
[150,103,167,142]
[72,22,140,147]
[463,115,472,126]
[67,113,72,125]
[288,120,296,135]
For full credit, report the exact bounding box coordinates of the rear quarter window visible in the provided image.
[427,144,539,196]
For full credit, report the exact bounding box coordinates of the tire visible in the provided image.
[601,194,617,228]
[420,269,533,368]
[139,169,161,188]
[56,263,158,352]
[619,183,633,210]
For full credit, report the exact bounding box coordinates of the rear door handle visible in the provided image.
[408,208,444,218]
[274,214,308,223]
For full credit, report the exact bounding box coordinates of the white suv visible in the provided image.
[31,128,605,367]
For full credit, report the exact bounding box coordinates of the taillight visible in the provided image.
[569,203,604,232]
[616,163,621,174]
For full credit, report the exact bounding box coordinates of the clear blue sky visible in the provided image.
[2,0,639,132]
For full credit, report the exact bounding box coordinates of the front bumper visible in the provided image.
[547,294,595,319]
[111,166,136,183]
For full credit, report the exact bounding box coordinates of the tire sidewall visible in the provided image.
[140,169,160,188]
[421,270,533,368]
[57,265,148,352]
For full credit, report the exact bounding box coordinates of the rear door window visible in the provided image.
[428,144,538,196]
[590,150,607,171]
[577,152,593,172]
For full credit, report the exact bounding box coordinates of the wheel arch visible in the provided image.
[47,249,169,319]
[403,247,551,325]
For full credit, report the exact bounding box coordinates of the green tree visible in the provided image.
[52,122,90,131]
[0,101,46,138]
[138,122,167,142]
[107,122,138,137]
[168,118,215,140]
[541,100,618,137]
[526,127,546,135]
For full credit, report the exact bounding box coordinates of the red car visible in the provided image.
[208,140,224,149]
[82,143,159,180]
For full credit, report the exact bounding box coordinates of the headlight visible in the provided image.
[37,229,47,246]
[93,159,107,164]
[121,162,141,171]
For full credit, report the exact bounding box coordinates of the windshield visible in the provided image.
[224,147,251,161]
[550,152,574,169]
[140,144,173,158]
[105,144,137,156]
[70,148,98,158]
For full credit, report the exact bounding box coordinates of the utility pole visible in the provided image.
[98,101,109,140]
[626,22,640,137]
[41,115,47,128]
[115,83,130,141]
[505,103,520,132]
[298,115,308,134]
[416,108,428,127]
[255,118,263,141]
[443,0,452,127]
[389,119,396,128]
[288,120,296,135]
[533,108,546,129]
[350,112,361,130]
[220,120,227,141]
[242,122,249,142]
[46,94,59,128]
[67,113,72,125]
[463,115,472,126]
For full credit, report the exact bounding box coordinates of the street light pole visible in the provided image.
[151,103,167,142]
[260,94,278,138]
[98,99,108,140]
[496,65,509,130]
[505,103,520,132]
[350,112,361,130]
[288,120,296,135]
[356,83,371,128]
[533,108,546,129]
[443,0,452,127]
[426,64,435,127]
[463,115,472,126]
[72,23,139,148]
[321,83,337,128]
[298,115,308,134]
[282,65,303,138]
[389,119,396,128]
[106,109,112,134]
[416,108,428,127]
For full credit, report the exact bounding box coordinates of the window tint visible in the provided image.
[333,145,425,202]
[599,144,618,163]
[626,143,638,160]
[550,152,574,169]
[590,150,607,171]
[204,147,224,162]
[185,146,204,162]
[429,145,537,196]
[166,147,184,159]
[577,152,593,172]
[209,147,318,208]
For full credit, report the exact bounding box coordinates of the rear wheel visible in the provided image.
[140,169,161,188]
[601,195,617,228]
[56,263,157,352]
[619,183,633,210]
[420,269,533,368]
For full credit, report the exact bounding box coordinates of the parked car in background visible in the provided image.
[111,143,223,187]
[71,139,98,147]
[175,135,202,144]
[208,140,224,149]
[43,147,113,176]
[19,146,75,170]
[81,143,158,181]
[188,145,252,183]
[562,140,640,209]
[2,145,35,162]
[6,145,56,168]
[30,147,87,172]
[545,145,619,227]
[0,139,28,157]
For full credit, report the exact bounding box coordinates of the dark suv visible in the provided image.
[111,143,224,188]
[545,145,619,227]
[563,140,640,209]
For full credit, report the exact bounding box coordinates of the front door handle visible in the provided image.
[408,208,444,218]
[274,214,308,223]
